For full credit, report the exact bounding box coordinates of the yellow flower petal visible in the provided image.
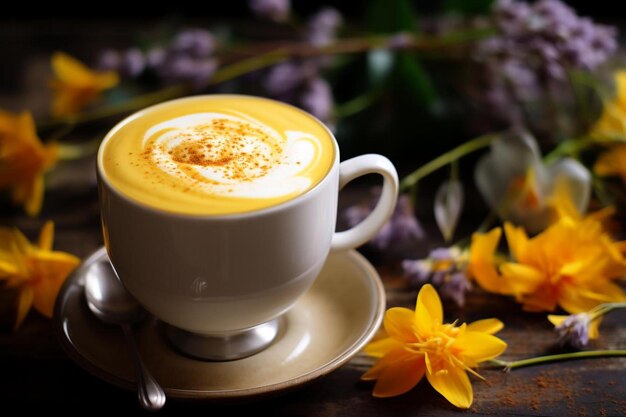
[466,318,504,335]
[384,307,417,343]
[426,361,473,409]
[414,284,442,336]
[52,52,98,85]
[500,263,544,294]
[0,259,20,277]
[468,228,509,294]
[31,250,79,318]
[588,317,602,339]
[503,222,528,262]
[14,286,34,329]
[364,337,402,358]
[0,110,56,215]
[362,346,412,381]
[50,52,118,117]
[38,221,54,251]
[558,281,626,314]
[547,314,567,327]
[23,174,44,217]
[372,355,426,398]
[455,331,507,364]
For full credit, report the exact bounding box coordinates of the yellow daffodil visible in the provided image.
[362,284,507,408]
[0,222,79,329]
[594,144,626,185]
[591,71,626,141]
[469,215,626,313]
[0,110,58,216]
[49,52,118,117]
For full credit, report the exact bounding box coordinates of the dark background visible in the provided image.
[0,0,618,19]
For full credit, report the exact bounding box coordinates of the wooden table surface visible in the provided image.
[0,181,625,416]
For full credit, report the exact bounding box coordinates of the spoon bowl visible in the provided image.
[85,262,146,324]
[84,260,166,411]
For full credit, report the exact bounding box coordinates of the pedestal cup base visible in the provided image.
[165,317,284,361]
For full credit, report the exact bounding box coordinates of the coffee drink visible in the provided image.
[100,95,335,215]
[98,94,398,359]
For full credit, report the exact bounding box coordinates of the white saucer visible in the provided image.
[53,247,385,401]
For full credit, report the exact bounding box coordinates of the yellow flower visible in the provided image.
[0,110,58,216]
[469,215,626,313]
[362,284,507,408]
[594,144,626,185]
[49,52,118,117]
[468,228,510,295]
[0,222,80,329]
[591,71,626,140]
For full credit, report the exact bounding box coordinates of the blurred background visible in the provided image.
[1,0,624,235]
[2,0,621,160]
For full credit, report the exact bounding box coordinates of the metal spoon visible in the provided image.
[84,261,166,411]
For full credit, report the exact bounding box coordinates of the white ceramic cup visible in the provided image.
[97,96,398,357]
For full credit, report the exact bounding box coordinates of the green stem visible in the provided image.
[210,49,286,84]
[57,136,103,160]
[333,88,383,119]
[38,28,496,131]
[399,134,496,192]
[594,302,626,316]
[489,350,626,370]
[543,136,596,164]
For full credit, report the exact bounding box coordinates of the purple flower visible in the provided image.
[97,49,121,72]
[171,29,215,58]
[402,246,471,307]
[96,48,145,79]
[119,48,145,78]
[402,259,431,285]
[148,28,219,88]
[263,61,335,124]
[554,313,591,348]
[300,77,333,122]
[146,47,166,69]
[493,0,531,35]
[307,7,343,46]
[471,0,618,128]
[96,27,219,88]
[158,56,217,89]
[345,191,424,251]
[439,272,472,307]
[264,61,312,97]
[249,0,290,23]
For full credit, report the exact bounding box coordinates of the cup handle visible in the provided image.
[331,154,399,252]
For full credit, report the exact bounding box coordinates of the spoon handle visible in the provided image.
[121,323,167,411]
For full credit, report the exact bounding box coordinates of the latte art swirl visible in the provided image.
[144,113,319,198]
[100,95,335,215]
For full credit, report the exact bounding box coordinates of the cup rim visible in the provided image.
[97,94,339,220]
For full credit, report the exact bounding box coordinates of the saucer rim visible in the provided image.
[53,246,385,400]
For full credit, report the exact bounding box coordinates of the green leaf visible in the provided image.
[394,52,439,111]
[367,0,417,33]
